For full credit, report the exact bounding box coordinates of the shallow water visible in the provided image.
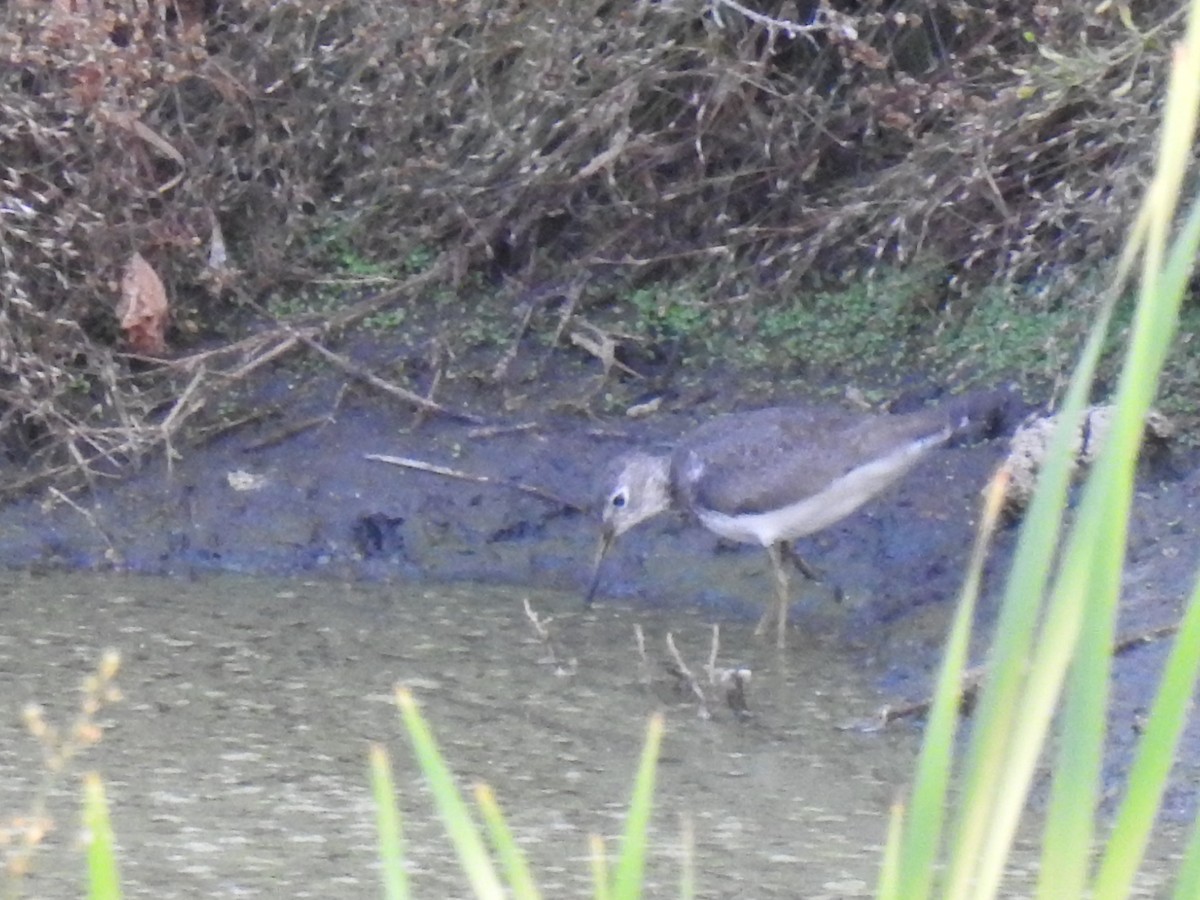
[0,572,1181,898]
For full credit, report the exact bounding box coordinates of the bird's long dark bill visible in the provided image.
[584,529,615,606]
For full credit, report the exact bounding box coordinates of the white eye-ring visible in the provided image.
[611,491,627,509]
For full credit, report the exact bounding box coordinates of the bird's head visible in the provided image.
[585,452,671,604]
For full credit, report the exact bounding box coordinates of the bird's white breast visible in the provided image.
[693,430,946,546]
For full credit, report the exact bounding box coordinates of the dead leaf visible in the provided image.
[118,253,169,355]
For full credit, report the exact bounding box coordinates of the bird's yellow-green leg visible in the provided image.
[756,541,791,649]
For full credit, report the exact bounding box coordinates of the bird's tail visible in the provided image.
[940,388,1023,444]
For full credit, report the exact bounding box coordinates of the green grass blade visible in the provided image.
[1093,571,1200,899]
[609,713,664,900]
[1037,399,1147,898]
[979,157,1189,900]
[1035,499,1123,898]
[590,834,610,900]
[943,290,1115,899]
[82,773,122,900]
[976,15,1200,891]
[369,743,409,900]
[394,687,504,900]
[1086,152,1200,900]
[473,783,541,900]
[945,8,1200,891]
[1172,804,1200,900]
[1141,13,1200,276]
[1043,175,1200,900]
[908,5,1200,895]
[941,216,1142,895]
[967,525,1100,897]
[1086,31,1200,897]
[877,798,906,900]
[679,814,695,900]
[894,470,1008,899]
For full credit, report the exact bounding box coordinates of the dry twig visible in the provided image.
[634,624,653,685]
[666,632,712,719]
[300,335,481,424]
[365,453,584,512]
[466,422,540,439]
[46,487,121,565]
[523,598,575,675]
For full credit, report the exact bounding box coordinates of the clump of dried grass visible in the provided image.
[0,0,1185,490]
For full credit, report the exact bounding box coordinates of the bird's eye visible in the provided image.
[611,491,627,509]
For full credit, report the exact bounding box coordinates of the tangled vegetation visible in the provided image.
[0,0,1190,492]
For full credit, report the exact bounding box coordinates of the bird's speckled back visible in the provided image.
[671,405,953,517]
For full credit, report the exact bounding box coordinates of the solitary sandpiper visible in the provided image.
[586,398,988,648]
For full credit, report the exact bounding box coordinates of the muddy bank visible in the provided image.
[0,350,1028,653]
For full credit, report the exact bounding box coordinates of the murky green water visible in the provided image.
[0,572,1181,898]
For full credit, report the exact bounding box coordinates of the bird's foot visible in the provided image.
[784,544,823,582]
